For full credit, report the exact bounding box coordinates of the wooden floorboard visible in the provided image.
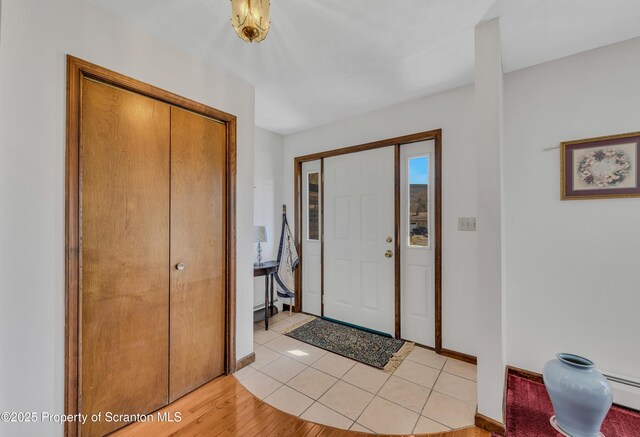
[111,375,490,437]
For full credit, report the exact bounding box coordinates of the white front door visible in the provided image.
[324,147,395,335]
[400,140,436,347]
[301,160,322,316]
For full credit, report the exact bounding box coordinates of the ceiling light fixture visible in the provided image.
[230,0,270,43]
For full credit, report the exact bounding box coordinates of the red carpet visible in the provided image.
[503,373,640,436]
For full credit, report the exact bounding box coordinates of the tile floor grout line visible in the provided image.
[391,367,441,388]
[260,358,309,385]
[348,383,384,428]
[249,368,469,431]
[255,366,310,404]
[350,422,374,433]
[431,359,478,406]
[278,350,350,380]
[311,376,421,430]
[414,359,446,433]
[348,363,423,433]
[288,365,343,405]
[255,340,359,387]
[252,360,358,425]
[342,377,431,424]
[304,389,364,428]
[255,333,437,421]
[311,362,356,381]
[259,333,336,366]
[404,357,451,371]
[415,359,478,431]
[252,318,476,432]
[302,400,354,428]
[412,367,460,433]
[429,387,478,408]
[424,415,457,432]
[410,380,440,433]
[277,332,357,378]
[439,370,478,383]
[295,396,319,420]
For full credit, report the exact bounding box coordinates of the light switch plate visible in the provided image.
[458,217,477,231]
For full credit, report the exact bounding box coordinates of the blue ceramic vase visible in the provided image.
[543,353,613,437]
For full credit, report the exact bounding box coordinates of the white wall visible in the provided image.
[282,34,640,414]
[253,127,285,312]
[0,1,255,435]
[474,18,506,422]
[2,0,639,432]
[283,85,479,357]
[504,36,640,379]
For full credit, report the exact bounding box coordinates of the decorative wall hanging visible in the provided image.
[561,132,640,200]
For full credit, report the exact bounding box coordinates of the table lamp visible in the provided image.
[253,225,269,265]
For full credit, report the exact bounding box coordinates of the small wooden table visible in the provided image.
[253,261,279,330]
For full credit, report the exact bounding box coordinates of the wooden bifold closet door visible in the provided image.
[169,106,227,402]
[80,78,226,436]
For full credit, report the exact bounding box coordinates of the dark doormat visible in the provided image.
[286,317,413,371]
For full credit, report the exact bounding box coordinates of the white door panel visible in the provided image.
[324,147,395,335]
[400,140,436,346]
[302,161,322,316]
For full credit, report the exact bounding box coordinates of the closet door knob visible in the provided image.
[176,263,185,271]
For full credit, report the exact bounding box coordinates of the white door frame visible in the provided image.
[294,130,442,350]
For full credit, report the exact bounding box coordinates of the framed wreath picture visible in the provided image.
[561,132,640,200]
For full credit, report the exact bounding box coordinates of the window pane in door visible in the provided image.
[308,172,320,240]
[408,156,429,247]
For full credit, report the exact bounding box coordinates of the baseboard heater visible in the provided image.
[253,298,279,311]
[602,370,640,411]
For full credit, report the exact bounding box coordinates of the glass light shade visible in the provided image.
[230,0,270,43]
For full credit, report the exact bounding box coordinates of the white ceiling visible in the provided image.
[86,0,640,135]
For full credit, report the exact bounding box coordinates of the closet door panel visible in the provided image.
[170,107,227,401]
[80,79,170,436]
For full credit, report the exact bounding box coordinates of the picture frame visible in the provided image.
[561,132,640,200]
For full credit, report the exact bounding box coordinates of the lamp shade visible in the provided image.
[253,225,269,243]
[230,0,270,43]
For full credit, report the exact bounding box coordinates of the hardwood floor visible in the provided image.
[112,375,489,437]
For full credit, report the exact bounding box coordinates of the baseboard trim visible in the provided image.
[507,364,640,413]
[403,340,436,351]
[235,352,255,372]
[507,365,544,383]
[440,348,477,365]
[475,412,506,436]
[399,344,477,364]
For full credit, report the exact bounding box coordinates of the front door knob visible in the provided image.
[176,263,185,271]
[384,250,393,258]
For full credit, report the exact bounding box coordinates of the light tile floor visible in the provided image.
[238,312,477,434]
